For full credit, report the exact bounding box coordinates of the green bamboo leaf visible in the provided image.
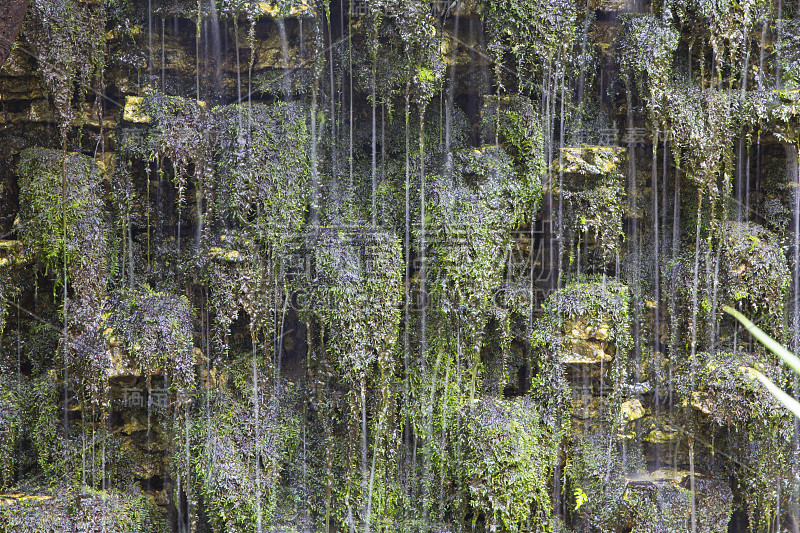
[740,366,800,419]
[723,305,800,375]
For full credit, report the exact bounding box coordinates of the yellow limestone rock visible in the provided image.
[123,96,150,123]
[616,398,645,438]
[622,469,697,504]
[124,96,206,124]
[690,391,714,415]
[257,1,315,17]
[209,246,242,262]
[0,494,53,505]
[555,145,625,175]
[0,240,25,269]
[566,316,611,341]
[643,427,680,444]
[121,412,148,435]
[561,338,611,364]
[620,398,645,423]
[648,469,692,484]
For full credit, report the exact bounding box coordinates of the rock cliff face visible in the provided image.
[0,0,29,69]
[0,0,799,531]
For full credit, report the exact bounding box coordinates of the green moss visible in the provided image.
[141,93,209,206]
[0,383,17,491]
[0,486,165,533]
[555,146,626,180]
[619,15,679,126]
[103,286,195,388]
[17,148,106,295]
[23,376,66,486]
[207,236,267,357]
[25,0,105,129]
[678,351,785,426]
[626,482,689,532]
[721,222,790,340]
[620,14,737,196]
[190,362,301,532]
[213,101,311,235]
[427,142,539,395]
[663,0,768,63]
[0,264,9,344]
[563,182,625,270]
[566,430,628,531]
[17,377,148,492]
[668,85,734,196]
[306,227,402,384]
[531,279,633,436]
[770,86,800,144]
[480,95,545,226]
[452,398,557,532]
[483,0,577,93]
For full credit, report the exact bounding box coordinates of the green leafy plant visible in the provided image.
[573,487,588,511]
[453,398,557,532]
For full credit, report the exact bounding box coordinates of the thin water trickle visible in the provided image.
[652,129,660,405]
[348,4,354,197]
[371,25,377,225]
[148,0,153,84]
[626,79,641,385]
[162,17,166,90]
[277,17,292,101]
[253,339,263,533]
[209,1,224,98]
[403,88,412,499]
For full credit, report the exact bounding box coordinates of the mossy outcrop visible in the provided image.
[0,0,799,530]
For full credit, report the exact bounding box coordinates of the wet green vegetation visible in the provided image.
[0,0,799,531]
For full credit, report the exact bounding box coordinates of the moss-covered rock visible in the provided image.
[453,398,557,532]
[679,351,784,426]
[621,474,732,533]
[551,144,626,272]
[17,148,107,298]
[102,287,195,388]
[0,486,165,532]
[534,280,632,377]
[190,362,301,532]
[555,145,626,185]
[721,221,790,339]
